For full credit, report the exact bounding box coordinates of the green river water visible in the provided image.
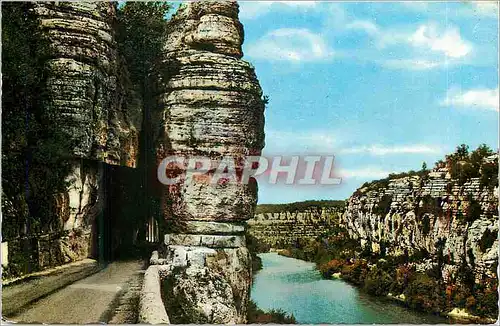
[251,253,450,324]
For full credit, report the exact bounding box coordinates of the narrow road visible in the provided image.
[6,260,145,324]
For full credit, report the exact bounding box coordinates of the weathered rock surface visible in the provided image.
[153,1,264,323]
[157,1,264,224]
[342,156,499,285]
[34,2,141,167]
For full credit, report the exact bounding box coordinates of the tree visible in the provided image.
[421,162,427,171]
[470,144,494,170]
[116,2,172,92]
[115,2,172,243]
[456,144,469,159]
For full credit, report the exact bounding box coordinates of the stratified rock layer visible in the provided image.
[155,1,264,323]
[2,3,141,278]
[34,2,141,167]
[248,208,342,248]
[342,156,498,286]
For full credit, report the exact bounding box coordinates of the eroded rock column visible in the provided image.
[156,1,265,323]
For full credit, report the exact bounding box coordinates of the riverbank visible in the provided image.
[275,225,497,326]
[252,253,449,324]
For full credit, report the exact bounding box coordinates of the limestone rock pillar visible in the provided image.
[156,1,265,323]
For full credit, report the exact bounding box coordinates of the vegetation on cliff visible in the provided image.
[256,200,344,214]
[359,144,497,194]
[2,3,74,244]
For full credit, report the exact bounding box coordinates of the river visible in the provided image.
[251,253,449,324]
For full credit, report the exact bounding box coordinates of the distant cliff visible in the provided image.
[247,201,344,248]
[340,147,498,320]
[342,153,498,285]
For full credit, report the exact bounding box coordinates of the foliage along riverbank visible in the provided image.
[277,224,497,324]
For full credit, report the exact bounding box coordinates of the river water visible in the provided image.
[251,253,449,324]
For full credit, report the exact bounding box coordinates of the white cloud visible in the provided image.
[381,59,443,70]
[264,130,338,151]
[401,2,430,11]
[346,20,380,36]
[399,1,498,18]
[409,23,472,58]
[238,1,317,20]
[441,87,499,112]
[337,167,392,179]
[339,19,473,69]
[340,144,442,156]
[246,28,333,62]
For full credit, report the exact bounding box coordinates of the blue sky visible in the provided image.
[234,1,499,204]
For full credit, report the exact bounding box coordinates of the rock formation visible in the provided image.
[342,155,498,290]
[153,1,265,323]
[2,2,141,276]
[248,207,342,248]
[37,1,141,262]
[35,2,141,166]
[4,1,266,321]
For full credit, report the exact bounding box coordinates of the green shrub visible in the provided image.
[473,288,498,318]
[363,266,393,296]
[247,300,296,324]
[408,248,430,262]
[480,161,498,189]
[447,144,495,186]
[405,273,443,313]
[341,260,368,286]
[318,259,344,278]
[389,265,413,295]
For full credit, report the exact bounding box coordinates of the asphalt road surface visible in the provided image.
[6,260,144,324]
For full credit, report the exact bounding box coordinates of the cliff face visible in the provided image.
[35,2,141,166]
[342,156,498,285]
[153,1,265,323]
[37,2,141,262]
[2,2,141,277]
[248,208,342,248]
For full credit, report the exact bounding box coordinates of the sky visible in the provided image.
[233,1,499,204]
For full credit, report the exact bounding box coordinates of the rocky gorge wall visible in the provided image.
[342,161,498,283]
[248,207,342,248]
[341,154,498,315]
